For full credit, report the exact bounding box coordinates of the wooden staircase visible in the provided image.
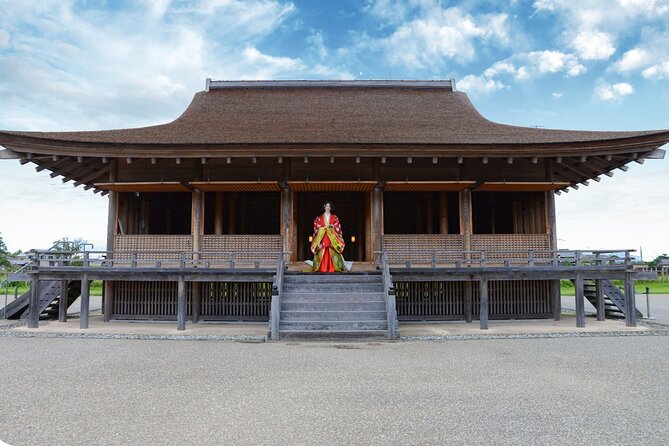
[1,280,81,320]
[275,272,391,339]
[581,279,642,319]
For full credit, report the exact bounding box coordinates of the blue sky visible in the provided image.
[0,0,668,259]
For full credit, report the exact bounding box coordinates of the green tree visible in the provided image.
[649,253,669,268]
[0,232,10,269]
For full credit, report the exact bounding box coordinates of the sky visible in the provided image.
[0,0,668,260]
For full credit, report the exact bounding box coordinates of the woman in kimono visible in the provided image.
[309,202,346,272]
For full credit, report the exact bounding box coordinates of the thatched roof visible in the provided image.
[1,80,668,158]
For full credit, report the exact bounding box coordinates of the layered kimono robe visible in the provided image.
[310,212,346,272]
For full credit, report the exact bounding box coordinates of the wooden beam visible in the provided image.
[464,281,473,323]
[625,272,637,327]
[280,186,293,259]
[80,273,90,329]
[59,162,103,183]
[192,283,201,324]
[103,160,117,322]
[371,186,383,255]
[74,165,111,187]
[177,276,186,331]
[460,189,472,253]
[595,279,605,321]
[35,156,70,173]
[558,159,602,182]
[28,274,40,329]
[59,280,68,322]
[575,273,585,328]
[479,278,489,330]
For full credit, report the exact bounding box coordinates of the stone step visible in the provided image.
[281,301,387,311]
[279,320,388,331]
[280,310,387,321]
[278,330,389,340]
[281,291,386,301]
[283,283,384,293]
[283,274,382,284]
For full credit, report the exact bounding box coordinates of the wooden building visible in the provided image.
[1,80,667,338]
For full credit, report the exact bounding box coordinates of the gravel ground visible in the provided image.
[562,294,669,325]
[1,336,668,445]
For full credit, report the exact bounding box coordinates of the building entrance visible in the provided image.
[296,192,366,262]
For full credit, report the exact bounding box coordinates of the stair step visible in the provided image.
[278,330,389,340]
[280,310,387,321]
[281,292,386,302]
[283,274,382,284]
[282,301,387,311]
[283,283,383,292]
[280,320,388,331]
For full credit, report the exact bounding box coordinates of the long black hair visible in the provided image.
[321,201,335,212]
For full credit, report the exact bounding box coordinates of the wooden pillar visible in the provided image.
[479,278,489,330]
[464,282,473,323]
[103,159,118,322]
[214,192,224,235]
[371,186,383,258]
[460,190,473,252]
[177,276,186,331]
[58,280,68,322]
[192,283,201,323]
[192,190,204,257]
[546,190,561,321]
[624,272,637,327]
[80,273,90,329]
[439,192,448,234]
[28,274,40,329]
[595,279,605,321]
[191,190,203,322]
[575,272,585,328]
[425,193,433,234]
[280,186,294,261]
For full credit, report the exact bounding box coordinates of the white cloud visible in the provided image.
[308,31,328,60]
[552,92,563,98]
[240,46,305,78]
[571,31,616,60]
[0,29,9,48]
[0,0,352,131]
[642,60,669,79]
[613,48,652,72]
[526,50,586,76]
[594,81,634,101]
[533,0,556,12]
[457,74,507,94]
[364,2,511,70]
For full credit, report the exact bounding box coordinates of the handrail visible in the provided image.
[269,253,286,340]
[2,261,35,319]
[383,248,636,269]
[376,251,399,339]
[26,249,285,270]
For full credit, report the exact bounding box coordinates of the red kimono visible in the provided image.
[310,213,346,272]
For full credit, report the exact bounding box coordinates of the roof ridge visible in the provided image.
[205,79,455,91]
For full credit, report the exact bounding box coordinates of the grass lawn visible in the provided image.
[560,278,669,295]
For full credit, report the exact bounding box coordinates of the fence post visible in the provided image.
[28,273,40,329]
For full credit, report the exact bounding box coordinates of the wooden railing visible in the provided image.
[269,255,285,340]
[384,249,636,269]
[26,250,285,270]
[376,251,399,339]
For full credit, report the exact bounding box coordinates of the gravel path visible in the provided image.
[1,336,668,445]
